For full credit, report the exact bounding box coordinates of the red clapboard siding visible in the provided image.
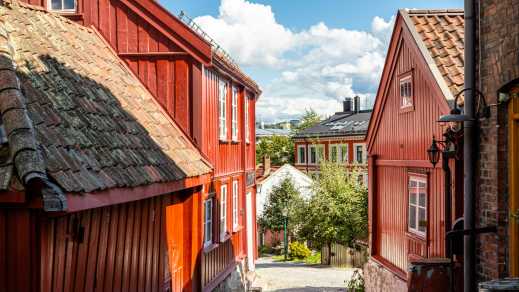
[368,16,456,275]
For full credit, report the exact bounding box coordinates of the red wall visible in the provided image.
[368,17,457,275]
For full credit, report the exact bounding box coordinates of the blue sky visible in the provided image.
[160,0,463,122]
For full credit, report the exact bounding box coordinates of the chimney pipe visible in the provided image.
[343,98,353,113]
[354,96,361,113]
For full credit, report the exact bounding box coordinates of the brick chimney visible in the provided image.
[263,155,271,177]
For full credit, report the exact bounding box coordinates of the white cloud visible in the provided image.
[194,0,394,122]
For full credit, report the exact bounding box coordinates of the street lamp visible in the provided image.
[282,206,289,261]
[427,136,441,168]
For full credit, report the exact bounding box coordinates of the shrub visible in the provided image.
[346,270,365,292]
[289,241,311,259]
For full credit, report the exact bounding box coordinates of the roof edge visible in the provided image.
[399,9,456,101]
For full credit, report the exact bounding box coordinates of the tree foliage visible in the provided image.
[293,109,321,133]
[300,161,368,249]
[259,176,305,235]
[256,135,294,165]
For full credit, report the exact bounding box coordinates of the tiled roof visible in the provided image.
[256,128,291,137]
[294,111,372,139]
[406,9,465,99]
[0,1,211,196]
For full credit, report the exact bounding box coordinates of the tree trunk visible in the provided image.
[327,242,332,265]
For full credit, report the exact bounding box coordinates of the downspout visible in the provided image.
[463,0,477,291]
[443,152,452,257]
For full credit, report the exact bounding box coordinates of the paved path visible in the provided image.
[251,257,356,292]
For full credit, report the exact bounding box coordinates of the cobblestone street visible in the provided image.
[251,257,356,292]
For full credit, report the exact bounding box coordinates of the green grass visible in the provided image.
[272,251,321,264]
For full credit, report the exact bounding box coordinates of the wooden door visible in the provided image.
[166,201,184,291]
[509,88,519,276]
[246,191,255,271]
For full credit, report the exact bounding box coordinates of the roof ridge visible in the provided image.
[405,8,464,15]
[0,13,67,211]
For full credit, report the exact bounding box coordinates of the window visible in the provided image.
[245,96,250,143]
[220,184,228,240]
[408,175,427,237]
[232,180,239,231]
[354,144,365,164]
[309,145,324,165]
[49,0,76,12]
[330,144,348,163]
[219,80,227,140]
[231,87,238,141]
[297,145,306,164]
[204,199,213,246]
[400,75,413,109]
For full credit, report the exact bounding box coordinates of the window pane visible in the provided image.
[409,180,417,188]
[331,146,337,162]
[419,192,426,207]
[341,146,348,162]
[299,147,305,162]
[310,148,316,163]
[409,205,416,229]
[51,0,62,10]
[64,0,75,10]
[418,208,426,232]
[409,192,417,205]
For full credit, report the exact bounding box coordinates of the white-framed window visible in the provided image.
[329,144,348,163]
[408,175,427,237]
[231,87,238,141]
[400,75,413,109]
[308,144,324,165]
[49,0,76,12]
[204,198,213,247]
[353,143,365,164]
[297,145,306,164]
[245,96,250,143]
[219,80,228,140]
[232,180,239,231]
[220,184,228,240]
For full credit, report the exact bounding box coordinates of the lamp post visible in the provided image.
[282,206,288,261]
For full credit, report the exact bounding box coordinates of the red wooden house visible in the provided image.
[364,9,464,291]
[0,0,260,291]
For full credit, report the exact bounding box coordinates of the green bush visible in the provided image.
[289,241,311,259]
[346,270,365,292]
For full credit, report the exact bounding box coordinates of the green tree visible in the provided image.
[294,109,321,133]
[300,161,368,255]
[259,176,306,236]
[256,135,294,165]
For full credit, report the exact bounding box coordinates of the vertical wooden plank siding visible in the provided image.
[39,195,177,292]
[369,24,452,274]
[509,95,519,276]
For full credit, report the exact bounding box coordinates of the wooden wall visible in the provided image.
[368,19,455,275]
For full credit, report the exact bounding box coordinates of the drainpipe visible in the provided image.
[463,0,477,291]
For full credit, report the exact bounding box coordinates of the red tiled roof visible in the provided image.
[405,9,465,99]
[0,1,211,195]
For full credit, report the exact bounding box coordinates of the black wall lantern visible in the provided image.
[427,136,441,167]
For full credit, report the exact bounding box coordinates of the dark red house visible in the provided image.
[0,0,260,291]
[364,9,464,291]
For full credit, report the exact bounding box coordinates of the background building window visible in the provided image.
[49,0,76,11]
[340,144,348,163]
[232,87,238,141]
[354,144,364,164]
[219,80,227,140]
[400,75,413,108]
[330,145,338,162]
[309,145,317,164]
[220,184,228,240]
[297,145,306,164]
[232,180,239,231]
[204,199,213,246]
[408,175,427,236]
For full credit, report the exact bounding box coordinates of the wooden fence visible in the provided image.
[321,243,368,268]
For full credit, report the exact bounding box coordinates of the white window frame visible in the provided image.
[340,144,349,163]
[329,144,338,163]
[245,96,250,143]
[297,145,306,164]
[232,180,239,231]
[353,143,365,164]
[48,0,76,12]
[329,144,349,163]
[308,144,324,165]
[400,75,413,109]
[203,199,213,247]
[408,175,427,237]
[220,184,228,241]
[219,80,228,141]
[231,87,239,141]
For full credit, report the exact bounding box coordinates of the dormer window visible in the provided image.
[400,74,413,109]
[49,0,76,12]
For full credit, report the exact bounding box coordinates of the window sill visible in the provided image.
[406,231,426,242]
[231,140,241,144]
[220,233,231,243]
[233,225,243,233]
[203,242,219,253]
[399,105,414,113]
